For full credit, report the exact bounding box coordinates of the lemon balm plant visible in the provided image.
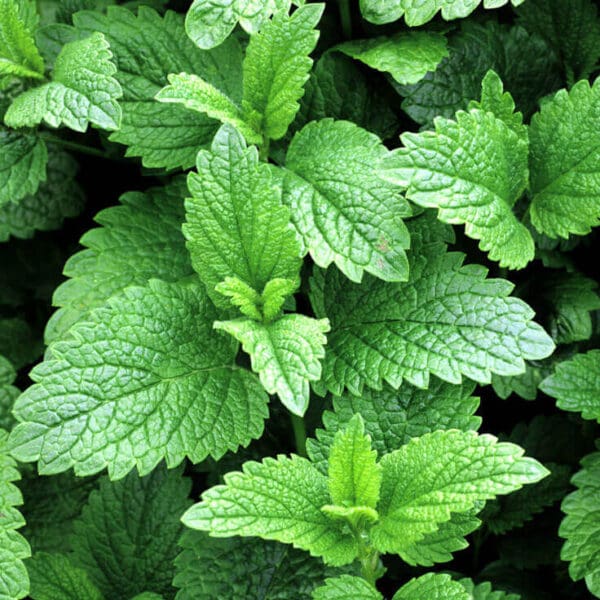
[0,0,599,598]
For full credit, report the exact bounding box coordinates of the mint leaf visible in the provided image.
[540,350,600,422]
[242,3,323,141]
[5,32,122,132]
[0,129,47,206]
[336,31,448,85]
[392,573,469,600]
[28,553,103,600]
[174,531,337,599]
[9,279,269,478]
[214,314,329,416]
[0,428,30,600]
[384,108,533,269]
[74,6,243,169]
[313,575,382,599]
[0,0,44,82]
[458,578,520,600]
[70,464,191,600]
[184,125,301,304]
[182,455,358,566]
[529,79,600,238]
[491,363,544,401]
[310,214,554,395]
[0,149,84,242]
[282,119,411,283]
[0,356,18,431]
[45,178,193,343]
[370,430,548,554]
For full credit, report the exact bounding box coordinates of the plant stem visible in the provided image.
[290,414,307,457]
[39,133,108,158]
[258,136,270,162]
[359,546,381,587]
[337,0,352,39]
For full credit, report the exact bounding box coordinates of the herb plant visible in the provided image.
[1,0,599,598]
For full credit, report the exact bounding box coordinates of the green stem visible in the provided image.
[290,414,307,457]
[359,547,381,587]
[39,133,109,158]
[258,136,270,162]
[337,0,352,39]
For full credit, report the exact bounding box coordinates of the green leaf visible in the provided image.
[5,32,122,132]
[517,0,600,81]
[242,3,323,141]
[27,553,103,600]
[70,464,191,600]
[174,531,337,599]
[185,0,282,50]
[260,278,298,321]
[182,454,358,566]
[74,6,244,169]
[9,279,269,479]
[0,356,18,431]
[458,578,520,600]
[326,414,381,510]
[282,119,411,283]
[560,451,600,595]
[0,129,47,207]
[307,378,481,473]
[214,314,329,416]
[491,363,544,401]
[392,573,469,600]
[184,125,301,305]
[0,0,44,82]
[310,213,555,395]
[312,575,382,600]
[45,178,193,343]
[383,109,533,270]
[0,428,30,600]
[215,277,263,321]
[529,78,600,238]
[540,350,600,422]
[370,430,548,554]
[335,31,448,85]
[359,0,525,26]
[0,149,84,242]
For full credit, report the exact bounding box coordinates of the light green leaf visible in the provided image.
[540,350,600,422]
[214,314,329,416]
[458,578,520,600]
[74,6,243,169]
[5,32,122,132]
[529,78,600,238]
[0,129,47,207]
[310,213,555,395]
[0,428,30,600]
[370,430,548,554]
[27,553,103,600]
[335,31,447,85]
[312,575,382,600]
[326,414,381,510]
[216,277,263,321]
[184,125,301,305]
[261,278,298,321]
[182,454,358,566]
[282,119,411,283]
[45,178,193,343]
[383,109,533,269]
[0,356,18,431]
[392,573,469,600]
[9,279,269,479]
[242,3,323,141]
[70,464,191,600]
[0,0,44,82]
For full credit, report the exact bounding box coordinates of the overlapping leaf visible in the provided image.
[313,575,381,599]
[0,356,18,431]
[393,573,470,600]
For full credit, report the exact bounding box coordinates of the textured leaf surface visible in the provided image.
[370,430,548,554]
[0,356,18,431]
[9,279,269,479]
[70,464,191,600]
[529,78,600,238]
[310,214,554,395]
[0,130,47,207]
[242,3,323,140]
[74,6,243,169]
[0,150,84,242]
[336,31,447,85]
[28,553,103,600]
[182,455,358,566]
[0,429,30,600]
[283,119,411,283]
[185,125,300,304]
[392,573,469,600]
[5,32,122,132]
[540,350,600,422]
[384,109,532,269]
[458,578,520,600]
[46,178,193,343]
[174,531,336,599]
[214,314,329,416]
[313,575,382,599]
